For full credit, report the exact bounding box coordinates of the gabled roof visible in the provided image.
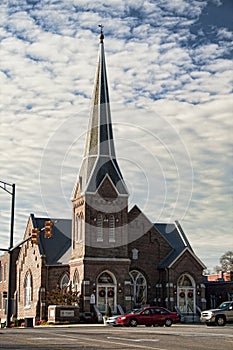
[155,221,194,268]
[31,214,72,265]
[72,31,128,198]
[128,205,154,228]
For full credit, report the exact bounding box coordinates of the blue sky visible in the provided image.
[0,0,232,271]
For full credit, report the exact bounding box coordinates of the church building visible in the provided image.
[0,30,206,324]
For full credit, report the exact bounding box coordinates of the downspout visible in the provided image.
[45,264,49,319]
[166,267,170,309]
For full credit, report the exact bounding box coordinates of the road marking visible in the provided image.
[49,332,167,350]
[107,336,159,342]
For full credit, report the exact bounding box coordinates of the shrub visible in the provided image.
[14,319,25,327]
[105,304,112,318]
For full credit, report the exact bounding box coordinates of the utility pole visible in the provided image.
[6,183,15,328]
[0,181,15,328]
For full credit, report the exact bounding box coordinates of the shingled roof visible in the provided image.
[155,221,193,268]
[31,214,72,265]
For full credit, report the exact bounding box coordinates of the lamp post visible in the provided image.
[0,181,15,328]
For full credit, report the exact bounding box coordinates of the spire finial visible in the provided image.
[98,24,104,42]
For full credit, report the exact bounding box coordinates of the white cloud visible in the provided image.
[0,0,232,271]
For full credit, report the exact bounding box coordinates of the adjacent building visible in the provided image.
[203,272,233,309]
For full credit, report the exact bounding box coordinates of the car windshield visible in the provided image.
[130,308,142,314]
[218,302,230,310]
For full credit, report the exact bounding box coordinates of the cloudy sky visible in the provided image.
[0,0,232,271]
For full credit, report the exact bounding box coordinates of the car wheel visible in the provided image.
[129,318,138,327]
[164,318,172,327]
[145,324,152,327]
[215,316,226,326]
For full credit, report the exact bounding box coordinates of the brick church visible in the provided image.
[0,31,206,323]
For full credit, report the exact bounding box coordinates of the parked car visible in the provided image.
[200,301,233,326]
[106,309,141,326]
[106,315,120,325]
[117,306,180,327]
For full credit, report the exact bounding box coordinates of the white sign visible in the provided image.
[49,309,55,317]
[90,293,96,304]
[60,310,74,317]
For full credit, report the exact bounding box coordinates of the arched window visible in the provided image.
[109,215,115,242]
[97,213,103,242]
[178,274,193,287]
[73,270,80,293]
[75,215,79,241]
[24,272,32,307]
[60,273,69,291]
[98,271,114,284]
[129,270,147,307]
[76,214,83,242]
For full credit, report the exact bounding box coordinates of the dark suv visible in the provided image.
[200,301,233,326]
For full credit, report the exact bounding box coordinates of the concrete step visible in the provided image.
[182,314,200,323]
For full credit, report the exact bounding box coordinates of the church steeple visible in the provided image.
[72,28,128,198]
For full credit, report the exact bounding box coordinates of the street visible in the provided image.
[0,324,233,350]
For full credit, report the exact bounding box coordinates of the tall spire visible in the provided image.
[72,28,128,198]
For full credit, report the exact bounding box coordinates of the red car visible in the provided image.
[117,306,180,327]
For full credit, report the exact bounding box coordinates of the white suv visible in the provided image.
[200,301,233,326]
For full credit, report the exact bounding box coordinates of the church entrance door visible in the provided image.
[97,271,116,313]
[177,274,195,314]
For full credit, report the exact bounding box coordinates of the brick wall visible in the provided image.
[128,223,171,305]
[16,220,70,321]
[0,248,19,322]
[17,236,42,320]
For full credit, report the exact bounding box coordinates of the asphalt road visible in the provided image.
[0,324,233,350]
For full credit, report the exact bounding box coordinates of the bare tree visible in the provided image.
[213,265,222,274]
[220,251,233,272]
[47,287,80,306]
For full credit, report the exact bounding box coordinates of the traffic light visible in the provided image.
[44,220,53,239]
[3,291,7,299]
[31,228,39,244]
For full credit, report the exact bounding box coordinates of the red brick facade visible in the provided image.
[0,248,19,323]
[0,202,207,324]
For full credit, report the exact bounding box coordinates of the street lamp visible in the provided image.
[0,181,15,328]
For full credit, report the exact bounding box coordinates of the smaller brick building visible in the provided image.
[203,272,233,309]
[15,215,71,322]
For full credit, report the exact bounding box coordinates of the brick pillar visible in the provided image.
[123,280,133,312]
[82,280,91,312]
[39,287,46,320]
